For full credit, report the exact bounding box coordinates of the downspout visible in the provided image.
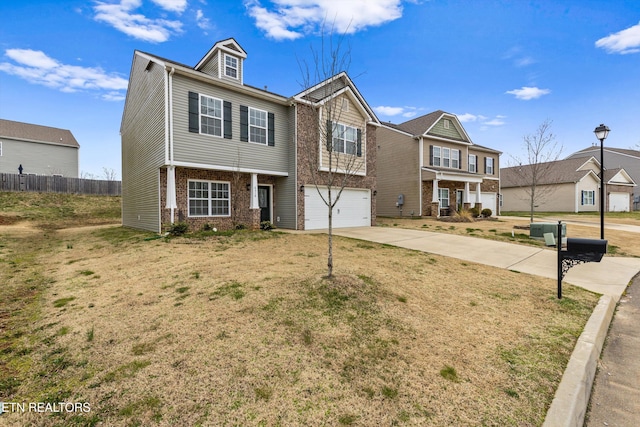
[166,67,177,224]
[418,136,424,215]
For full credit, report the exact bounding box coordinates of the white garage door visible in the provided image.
[609,192,630,212]
[473,192,496,215]
[304,187,371,230]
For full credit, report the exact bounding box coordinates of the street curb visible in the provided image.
[542,294,617,427]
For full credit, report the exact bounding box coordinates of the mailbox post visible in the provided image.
[556,221,607,299]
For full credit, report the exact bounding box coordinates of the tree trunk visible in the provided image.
[327,187,333,278]
[529,186,535,223]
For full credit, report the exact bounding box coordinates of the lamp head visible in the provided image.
[594,124,610,141]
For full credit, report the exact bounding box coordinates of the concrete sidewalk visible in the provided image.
[332,226,639,299]
[328,226,640,427]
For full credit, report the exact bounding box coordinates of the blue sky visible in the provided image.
[1,0,639,178]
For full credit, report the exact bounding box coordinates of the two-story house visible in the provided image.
[0,119,80,177]
[121,38,378,232]
[376,111,501,217]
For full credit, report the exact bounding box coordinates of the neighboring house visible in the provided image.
[121,38,379,233]
[376,111,501,217]
[500,156,635,212]
[567,146,640,210]
[0,119,80,177]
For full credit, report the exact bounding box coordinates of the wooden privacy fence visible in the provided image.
[0,173,121,196]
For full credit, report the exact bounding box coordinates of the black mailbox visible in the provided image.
[565,238,608,262]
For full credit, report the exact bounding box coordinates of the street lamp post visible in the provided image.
[594,124,610,240]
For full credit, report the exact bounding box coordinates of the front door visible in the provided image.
[258,185,271,223]
[456,190,464,211]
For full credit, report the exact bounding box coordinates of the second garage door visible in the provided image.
[304,187,371,230]
[609,192,630,212]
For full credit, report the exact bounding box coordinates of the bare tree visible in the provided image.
[509,120,563,222]
[298,25,366,278]
[102,167,118,181]
[80,171,96,179]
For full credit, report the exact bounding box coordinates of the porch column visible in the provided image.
[250,173,259,209]
[165,166,177,223]
[431,179,440,217]
[463,182,471,210]
[475,183,482,210]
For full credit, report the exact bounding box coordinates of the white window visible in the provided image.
[582,190,595,205]
[332,123,357,155]
[188,180,230,217]
[200,95,222,137]
[0,141,2,156]
[486,157,494,175]
[438,188,450,208]
[442,148,451,168]
[249,107,267,144]
[468,154,476,173]
[224,54,238,79]
[451,149,459,169]
[443,119,450,129]
[432,146,441,166]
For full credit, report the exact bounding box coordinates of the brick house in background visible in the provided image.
[0,118,79,177]
[121,38,379,232]
[376,111,501,217]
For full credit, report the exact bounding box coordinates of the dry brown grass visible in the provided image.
[1,222,598,426]
[377,216,640,257]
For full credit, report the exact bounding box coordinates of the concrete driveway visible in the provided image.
[332,226,640,300]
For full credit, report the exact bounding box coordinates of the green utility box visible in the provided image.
[530,222,566,239]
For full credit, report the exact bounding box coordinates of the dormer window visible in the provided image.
[224,54,238,79]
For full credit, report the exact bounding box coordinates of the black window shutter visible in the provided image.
[268,112,275,146]
[356,129,362,157]
[484,157,487,174]
[223,101,232,139]
[458,150,461,169]
[581,191,584,205]
[240,105,248,142]
[188,92,199,133]
[326,120,333,151]
[429,145,434,166]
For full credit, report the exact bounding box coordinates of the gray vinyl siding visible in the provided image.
[429,119,466,141]
[199,51,219,77]
[0,138,78,177]
[171,74,289,174]
[121,53,167,232]
[376,126,420,217]
[274,106,297,229]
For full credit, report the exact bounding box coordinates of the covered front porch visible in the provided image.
[421,168,485,217]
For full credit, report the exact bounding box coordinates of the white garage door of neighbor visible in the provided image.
[474,192,496,215]
[609,192,630,212]
[304,187,371,230]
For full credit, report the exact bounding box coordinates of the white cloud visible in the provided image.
[483,118,505,126]
[374,105,405,116]
[196,9,211,31]
[595,21,640,54]
[457,113,486,123]
[0,49,128,100]
[94,0,183,43]
[151,0,187,13]
[505,86,550,100]
[245,0,404,40]
[374,105,422,118]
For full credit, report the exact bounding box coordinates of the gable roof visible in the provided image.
[605,168,637,186]
[393,110,445,137]
[0,119,79,148]
[501,157,599,188]
[293,72,380,125]
[194,38,247,72]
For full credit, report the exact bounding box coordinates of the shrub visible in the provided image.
[235,224,247,230]
[481,208,493,218]
[469,207,480,217]
[168,222,188,236]
[260,221,275,231]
